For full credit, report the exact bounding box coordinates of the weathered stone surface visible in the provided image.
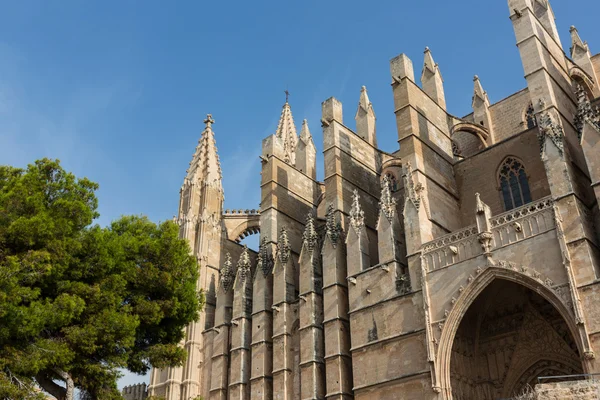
[146,4,600,400]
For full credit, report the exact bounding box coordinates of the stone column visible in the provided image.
[272,228,296,400]
[250,238,274,400]
[322,205,353,399]
[229,247,253,400]
[298,214,325,399]
[209,253,235,400]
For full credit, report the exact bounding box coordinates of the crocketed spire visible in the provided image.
[275,101,299,164]
[186,114,223,190]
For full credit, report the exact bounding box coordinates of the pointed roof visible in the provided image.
[275,101,299,163]
[302,213,318,251]
[570,26,589,58]
[186,114,222,189]
[355,86,376,119]
[349,190,365,233]
[421,47,443,80]
[299,119,313,144]
[472,75,490,108]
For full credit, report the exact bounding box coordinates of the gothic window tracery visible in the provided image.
[498,157,532,211]
[526,103,537,129]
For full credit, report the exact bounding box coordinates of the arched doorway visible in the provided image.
[449,279,583,399]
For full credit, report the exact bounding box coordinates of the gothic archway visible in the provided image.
[437,267,587,400]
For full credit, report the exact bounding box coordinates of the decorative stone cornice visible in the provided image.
[325,204,342,247]
[379,174,397,222]
[277,227,291,265]
[302,213,318,252]
[574,85,600,140]
[349,190,365,233]
[237,245,251,282]
[220,253,235,292]
[537,100,565,156]
[256,237,273,277]
[402,162,423,211]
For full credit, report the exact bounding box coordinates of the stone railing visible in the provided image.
[224,208,260,215]
[421,196,555,271]
[422,225,480,271]
[490,196,554,248]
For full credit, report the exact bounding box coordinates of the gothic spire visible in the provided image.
[256,237,273,277]
[275,100,299,164]
[302,213,318,252]
[355,86,377,146]
[379,174,397,221]
[220,252,235,292]
[299,119,312,144]
[325,204,342,246]
[277,227,291,265]
[349,190,365,233]
[421,47,446,109]
[472,75,489,107]
[574,85,600,139]
[236,245,252,283]
[186,114,223,190]
[570,26,589,59]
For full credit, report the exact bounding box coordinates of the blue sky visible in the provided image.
[1,0,597,391]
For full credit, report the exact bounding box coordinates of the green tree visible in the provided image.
[0,159,203,400]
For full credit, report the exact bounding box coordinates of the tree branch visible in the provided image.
[53,368,74,400]
[35,371,66,400]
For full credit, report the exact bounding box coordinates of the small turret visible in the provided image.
[421,47,446,110]
[295,119,317,179]
[570,26,599,89]
[472,75,494,143]
[355,86,377,147]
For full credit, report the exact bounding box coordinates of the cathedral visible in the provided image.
[144,0,600,398]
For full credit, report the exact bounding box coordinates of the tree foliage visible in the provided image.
[0,159,203,399]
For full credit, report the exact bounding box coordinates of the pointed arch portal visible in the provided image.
[437,268,587,400]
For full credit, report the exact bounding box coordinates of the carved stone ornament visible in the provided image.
[277,227,291,265]
[325,204,342,247]
[257,237,274,277]
[574,84,600,140]
[302,213,318,252]
[379,174,397,221]
[537,100,565,156]
[220,253,235,292]
[402,162,422,210]
[237,245,251,282]
[349,190,365,232]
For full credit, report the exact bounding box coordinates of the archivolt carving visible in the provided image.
[434,266,588,399]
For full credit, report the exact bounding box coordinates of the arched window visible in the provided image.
[498,157,532,211]
[525,103,537,129]
[385,172,399,192]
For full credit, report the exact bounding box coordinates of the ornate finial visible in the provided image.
[473,75,479,81]
[277,227,291,265]
[237,245,251,282]
[574,84,600,139]
[220,253,234,292]
[204,114,215,129]
[402,162,423,211]
[284,89,290,103]
[537,105,565,156]
[349,190,365,232]
[379,174,397,221]
[302,213,319,252]
[325,204,342,246]
[257,237,273,277]
[475,193,486,214]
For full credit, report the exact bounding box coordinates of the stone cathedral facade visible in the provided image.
[146,1,600,399]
